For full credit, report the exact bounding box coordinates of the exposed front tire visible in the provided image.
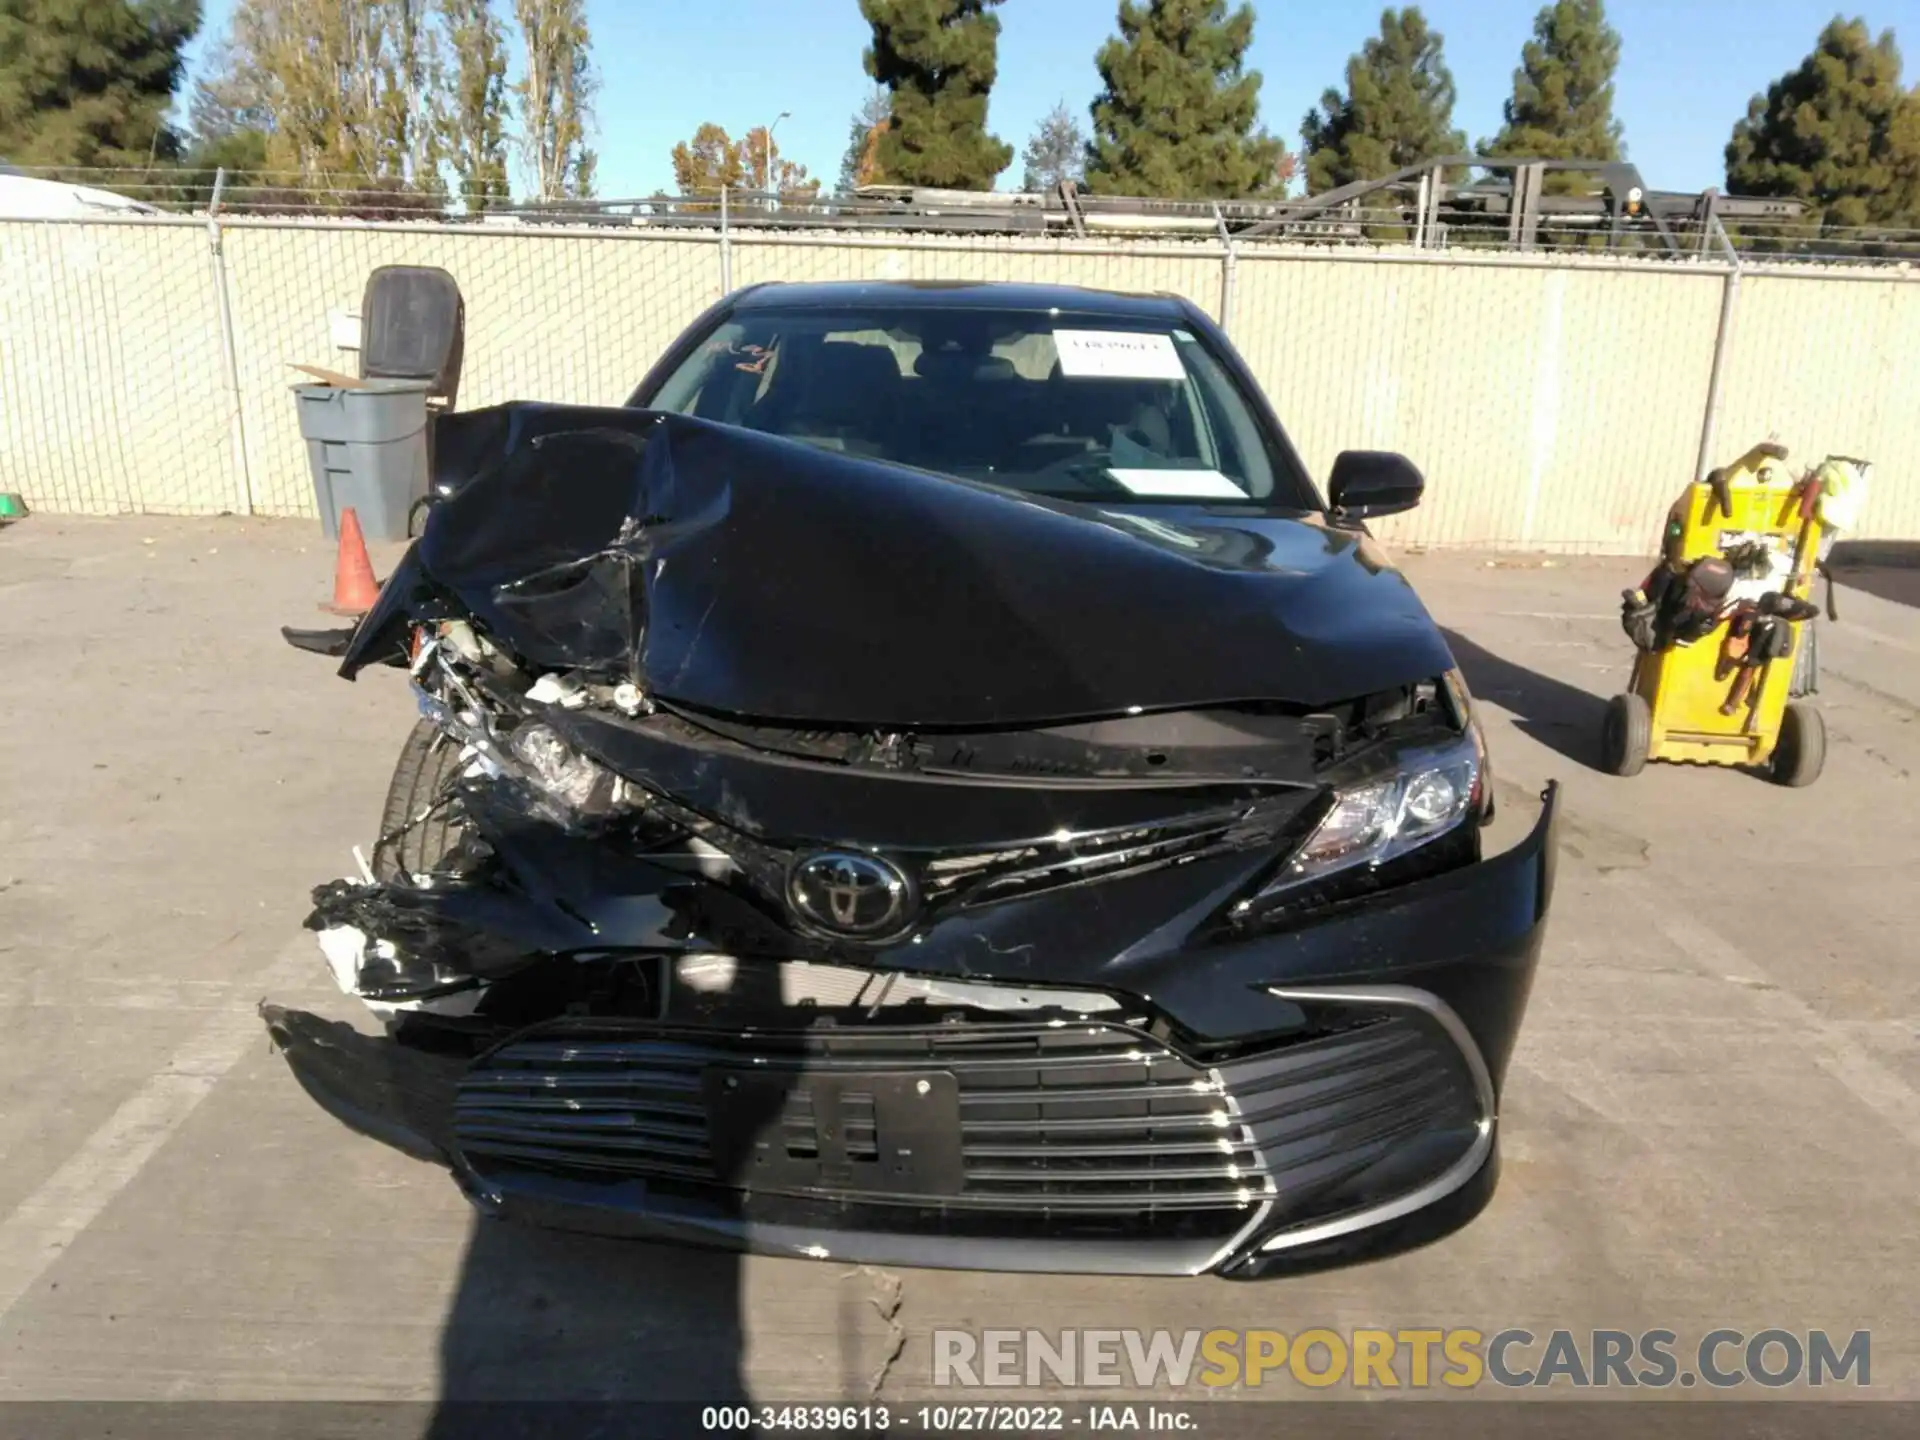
[1768,702,1825,788]
[1601,692,1651,777]
[372,719,468,880]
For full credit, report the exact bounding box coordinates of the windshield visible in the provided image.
[641,306,1307,507]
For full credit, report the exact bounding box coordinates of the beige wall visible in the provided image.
[2,216,1914,550]
[1234,254,1727,552]
[0,220,240,514]
[1713,273,1920,544]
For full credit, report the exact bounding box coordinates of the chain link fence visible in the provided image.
[2,199,1917,551]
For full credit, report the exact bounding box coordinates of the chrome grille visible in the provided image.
[453,1012,1481,1234]
[638,791,1313,917]
[917,808,1262,908]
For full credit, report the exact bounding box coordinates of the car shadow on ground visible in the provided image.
[1441,628,1611,773]
[428,1220,752,1435]
[264,1003,768,1433]
[1830,541,1920,610]
[421,1055,876,1436]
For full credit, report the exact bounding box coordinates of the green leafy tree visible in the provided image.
[1302,7,1466,194]
[672,122,819,200]
[438,0,509,210]
[1020,100,1087,191]
[187,33,269,142]
[1482,0,1624,163]
[1726,17,1920,231]
[671,121,744,194]
[179,30,289,211]
[860,0,1012,189]
[514,0,595,199]
[188,2,449,212]
[1085,0,1289,198]
[186,127,268,173]
[837,83,891,191]
[374,0,445,192]
[0,0,202,168]
[739,125,819,196]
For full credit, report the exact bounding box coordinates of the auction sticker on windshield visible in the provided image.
[1054,329,1187,380]
[1107,467,1248,498]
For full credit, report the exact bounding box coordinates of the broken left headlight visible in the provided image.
[1258,725,1484,898]
[508,722,610,809]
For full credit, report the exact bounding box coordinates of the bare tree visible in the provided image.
[513,0,597,200]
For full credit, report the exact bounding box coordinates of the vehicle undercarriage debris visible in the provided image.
[270,400,1556,1278]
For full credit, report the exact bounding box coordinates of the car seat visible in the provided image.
[777,341,900,455]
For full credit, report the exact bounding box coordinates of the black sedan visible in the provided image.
[271,280,1557,1279]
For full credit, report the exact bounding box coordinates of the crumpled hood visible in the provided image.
[408,404,1453,726]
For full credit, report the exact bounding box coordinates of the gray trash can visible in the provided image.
[293,380,432,542]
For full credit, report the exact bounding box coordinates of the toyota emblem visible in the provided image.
[787,850,916,940]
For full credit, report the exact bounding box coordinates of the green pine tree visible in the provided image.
[861,0,1012,190]
[1726,17,1920,232]
[1482,0,1625,163]
[0,0,202,168]
[1894,90,1920,226]
[1302,8,1466,194]
[1085,0,1289,198]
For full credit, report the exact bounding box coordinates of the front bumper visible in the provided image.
[266,786,1556,1278]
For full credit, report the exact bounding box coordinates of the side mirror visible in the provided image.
[1329,450,1424,520]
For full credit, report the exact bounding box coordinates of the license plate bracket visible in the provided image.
[703,1068,964,1197]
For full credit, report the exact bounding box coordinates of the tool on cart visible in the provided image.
[1621,555,1735,651]
[1602,442,1870,786]
[1813,459,1865,622]
[1716,596,1804,717]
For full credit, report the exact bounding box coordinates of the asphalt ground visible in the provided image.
[1,515,1915,1426]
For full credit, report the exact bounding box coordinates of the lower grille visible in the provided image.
[1218,1020,1480,1218]
[453,1013,1480,1242]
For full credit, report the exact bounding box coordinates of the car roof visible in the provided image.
[729,280,1193,322]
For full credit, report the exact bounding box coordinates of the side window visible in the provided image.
[1179,341,1274,498]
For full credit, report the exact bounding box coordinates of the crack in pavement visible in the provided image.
[863,1267,906,1400]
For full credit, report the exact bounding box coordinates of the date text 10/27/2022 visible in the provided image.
[700,1404,1196,1433]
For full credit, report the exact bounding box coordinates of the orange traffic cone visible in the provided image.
[322,507,382,617]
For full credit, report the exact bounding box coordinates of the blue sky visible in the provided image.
[184,1,1920,197]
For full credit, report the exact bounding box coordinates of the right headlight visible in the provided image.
[1257,726,1484,897]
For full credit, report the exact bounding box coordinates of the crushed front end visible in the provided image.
[269,406,1556,1278]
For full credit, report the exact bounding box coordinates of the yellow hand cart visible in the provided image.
[1600,442,1864,786]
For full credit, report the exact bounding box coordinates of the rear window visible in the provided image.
[642,307,1303,507]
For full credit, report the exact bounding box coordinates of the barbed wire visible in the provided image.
[6,165,1917,264]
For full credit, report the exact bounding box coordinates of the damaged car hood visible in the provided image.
[359,404,1454,726]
